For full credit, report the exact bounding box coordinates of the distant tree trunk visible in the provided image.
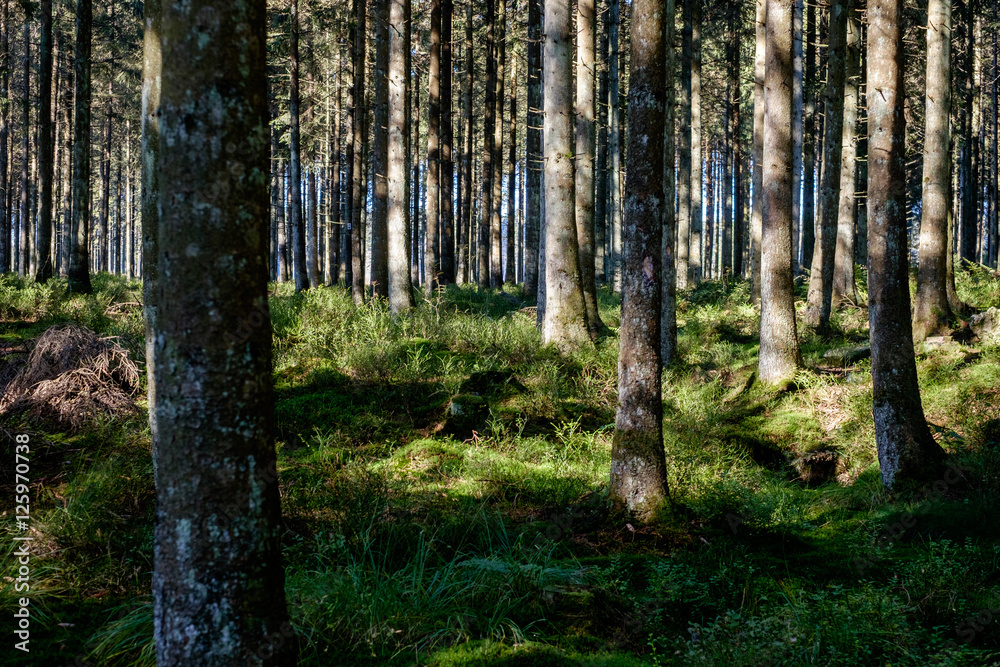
[801,0,817,272]
[478,0,496,290]
[370,0,389,298]
[722,0,738,276]
[760,0,802,385]
[524,0,541,297]
[411,53,422,286]
[689,0,703,284]
[612,0,668,521]
[576,0,603,332]
[914,0,955,341]
[490,0,506,288]
[330,53,343,286]
[791,0,803,271]
[35,0,53,281]
[461,8,475,285]
[661,0,678,364]
[0,0,8,274]
[866,0,947,490]
[288,0,307,292]
[608,0,622,290]
[142,0,160,456]
[594,0,609,284]
[155,1,298,662]
[349,0,367,303]
[67,0,92,293]
[805,0,848,331]
[832,2,860,306]
[277,162,288,282]
[677,0,693,290]
[17,9,29,277]
[750,0,765,303]
[389,0,414,312]
[543,0,589,350]
[440,0,455,284]
[506,53,517,283]
[960,0,977,261]
[426,0,442,294]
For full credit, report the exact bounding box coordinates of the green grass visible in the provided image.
[2,266,1000,666]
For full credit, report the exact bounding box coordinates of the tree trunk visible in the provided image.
[331,50,343,286]
[805,0,849,331]
[479,0,496,290]
[543,0,589,350]
[801,0,817,273]
[914,0,955,341]
[68,0,92,293]
[411,49,422,286]
[463,7,474,285]
[689,0,703,284]
[426,0,442,294]
[677,0,693,290]
[612,0,668,521]
[370,0,389,298]
[142,0,160,460]
[866,0,947,490]
[832,2,860,306]
[440,0,455,284]
[791,0,803,271]
[608,0,622,290]
[288,0,307,292]
[960,0,977,261]
[661,0,678,364]
[594,0,609,284]
[524,0,541,297]
[0,0,8,274]
[506,52,517,283]
[35,0,53,281]
[750,0,765,303]
[349,0,367,303]
[760,0,802,385]
[490,0,506,288]
[17,12,28,277]
[389,0,414,311]
[154,0,298,663]
[576,0,603,333]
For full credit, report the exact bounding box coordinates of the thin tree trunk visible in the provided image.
[389,0,414,311]
[866,0,947,490]
[608,0,622,290]
[914,0,956,340]
[832,2,860,306]
[490,0,506,288]
[440,0,454,284]
[961,0,977,261]
[760,0,802,385]
[142,0,161,458]
[463,7,474,285]
[594,0,609,283]
[18,12,29,277]
[801,0,817,273]
[689,0,703,284]
[543,0,589,350]
[68,0,92,293]
[791,0,803,272]
[576,0,602,333]
[506,52,517,283]
[805,0,849,331]
[349,0,368,303]
[750,0,765,303]
[0,0,8,274]
[371,0,389,298]
[524,0,541,297]
[426,0,442,294]
[677,0,693,290]
[289,0,307,292]
[478,0,496,289]
[661,0,678,364]
[35,0,53,281]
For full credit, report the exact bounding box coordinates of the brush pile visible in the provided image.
[0,324,141,429]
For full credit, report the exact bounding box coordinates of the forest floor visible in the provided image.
[2,266,1000,666]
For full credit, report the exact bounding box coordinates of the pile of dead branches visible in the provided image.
[0,323,141,429]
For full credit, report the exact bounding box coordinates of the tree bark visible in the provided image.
[288,0,307,292]
[427,0,442,294]
[389,0,415,311]
[0,0,8,274]
[688,0,703,284]
[760,0,802,385]
[142,0,161,462]
[506,52,517,283]
[594,0,609,284]
[750,0,765,303]
[576,0,603,333]
[543,0,590,350]
[612,0,668,521]
[440,0,454,284]
[154,0,298,663]
[490,0,506,288]
[524,0,541,297]
[914,0,955,341]
[661,0,678,364]
[832,2,860,306]
[349,0,367,303]
[608,0,622,290]
[801,0,817,272]
[677,0,693,290]
[479,0,496,289]
[867,0,947,490]
[67,0,92,293]
[35,0,53,281]
[370,0,389,298]
[805,0,849,331]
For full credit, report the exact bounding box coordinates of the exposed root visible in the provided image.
[0,323,141,429]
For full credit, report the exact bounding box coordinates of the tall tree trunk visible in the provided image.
[462,7,474,285]
[661,0,678,364]
[524,0,541,297]
[35,0,53,281]
[308,165,321,287]
[371,0,389,298]
[750,0,765,303]
[594,0,609,283]
[677,0,693,290]
[426,0,442,294]
[17,10,28,277]
[155,1,298,662]
[506,53,517,283]
[67,0,92,293]
[543,0,589,350]
[576,0,603,333]
[689,0,703,284]
[411,49,422,286]
[914,0,955,340]
[277,162,288,282]
[867,0,947,490]
[760,0,802,385]
[612,0,668,521]
[0,0,8,274]
[440,0,454,284]
[478,0,496,289]
[960,0,978,261]
[330,50,343,286]
[801,0,817,273]
[722,0,738,276]
[490,0,506,288]
[349,0,367,303]
[805,0,849,331]
[288,0,307,292]
[832,2,860,306]
[389,0,414,311]
[791,0,803,271]
[142,0,161,459]
[608,0,622,290]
